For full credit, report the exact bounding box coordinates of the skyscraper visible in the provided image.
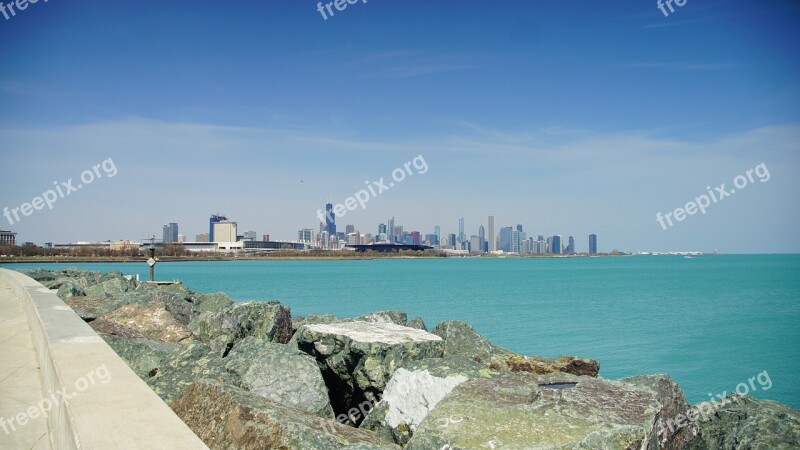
[512,229,520,253]
[567,236,575,254]
[552,235,562,254]
[345,224,355,235]
[488,215,496,252]
[434,225,441,248]
[478,225,485,253]
[209,214,227,242]
[387,217,395,244]
[162,223,178,243]
[589,234,598,254]
[499,227,513,252]
[325,203,336,236]
[458,218,465,249]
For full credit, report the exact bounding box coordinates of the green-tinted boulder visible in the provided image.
[686,395,800,449]
[622,373,699,448]
[83,276,134,298]
[192,292,235,317]
[149,341,233,404]
[188,301,293,356]
[100,301,193,344]
[104,336,179,379]
[293,321,444,424]
[353,311,408,326]
[407,317,427,331]
[172,379,401,449]
[407,372,669,450]
[224,337,333,417]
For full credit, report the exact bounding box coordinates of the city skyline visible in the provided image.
[1,1,798,253]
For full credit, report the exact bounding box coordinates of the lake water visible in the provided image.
[4,254,799,408]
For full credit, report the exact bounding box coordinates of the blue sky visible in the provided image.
[1,0,799,253]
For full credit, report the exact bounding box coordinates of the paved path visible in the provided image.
[0,281,51,449]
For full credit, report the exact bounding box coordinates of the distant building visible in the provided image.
[213,221,237,242]
[345,224,355,235]
[298,228,314,243]
[551,235,562,254]
[196,233,210,243]
[243,231,257,241]
[434,225,441,248]
[469,235,481,254]
[177,234,186,243]
[512,229,521,253]
[458,218,465,249]
[499,227,513,252]
[589,234,598,254]
[262,234,270,242]
[0,230,16,246]
[387,217,395,244]
[411,231,421,245]
[209,214,227,242]
[162,223,179,243]
[567,236,575,254]
[447,233,457,249]
[378,224,387,235]
[325,203,336,236]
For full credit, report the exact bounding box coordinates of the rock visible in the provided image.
[622,373,699,448]
[224,337,333,417]
[293,321,444,423]
[504,354,600,377]
[354,311,407,326]
[104,336,179,379]
[361,357,495,446]
[407,372,672,450]
[83,276,134,298]
[686,395,800,449]
[149,341,232,404]
[406,317,427,331]
[172,379,400,450]
[101,302,193,344]
[192,292,235,317]
[56,282,85,300]
[161,293,194,325]
[188,301,293,356]
[433,320,600,377]
[64,295,113,318]
[90,319,147,339]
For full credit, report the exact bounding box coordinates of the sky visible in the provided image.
[1,0,799,253]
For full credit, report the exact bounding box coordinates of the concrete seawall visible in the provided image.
[0,269,208,449]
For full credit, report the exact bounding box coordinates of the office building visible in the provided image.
[567,236,575,254]
[552,235,562,254]
[447,233,457,249]
[0,230,16,246]
[512,229,521,253]
[213,221,237,243]
[195,233,210,243]
[499,226,513,252]
[162,223,179,243]
[589,234,598,254]
[177,234,186,243]
[262,234,270,242]
[488,215,496,252]
[470,235,481,254]
[325,203,336,236]
[458,218,465,249]
[387,217,395,244]
[345,224,355,235]
[478,224,485,253]
[434,225,441,249]
[411,231,421,245]
[209,214,227,242]
[298,229,313,243]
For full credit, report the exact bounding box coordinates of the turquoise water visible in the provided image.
[4,255,799,408]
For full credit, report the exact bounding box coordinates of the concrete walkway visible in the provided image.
[0,281,51,449]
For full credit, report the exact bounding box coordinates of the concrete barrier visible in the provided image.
[0,269,208,449]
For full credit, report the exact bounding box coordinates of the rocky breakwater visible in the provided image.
[22,268,800,450]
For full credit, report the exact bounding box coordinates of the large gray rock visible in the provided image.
[100,301,194,344]
[623,373,699,448]
[686,395,800,449]
[192,292,235,317]
[294,321,445,423]
[188,301,293,356]
[172,379,401,450]
[361,356,496,445]
[406,317,427,331]
[224,337,333,417]
[407,372,681,450]
[83,276,135,298]
[433,320,600,377]
[353,311,407,326]
[148,341,233,404]
[104,336,179,379]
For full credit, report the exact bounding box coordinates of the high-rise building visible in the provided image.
[434,225,441,248]
[447,233,457,249]
[178,234,186,243]
[478,225,485,254]
[209,214,227,242]
[567,236,575,254]
[378,224,387,235]
[387,217,395,243]
[469,235,481,254]
[196,233,209,243]
[458,218,465,249]
[589,234,598,254]
[512,229,521,253]
[298,229,313,243]
[516,224,523,233]
[0,230,17,246]
[411,231,421,245]
[213,221,237,242]
[488,215,496,252]
[499,227,513,252]
[162,223,179,243]
[325,203,336,236]
[552,235,562,254]
[262,234,270,242]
